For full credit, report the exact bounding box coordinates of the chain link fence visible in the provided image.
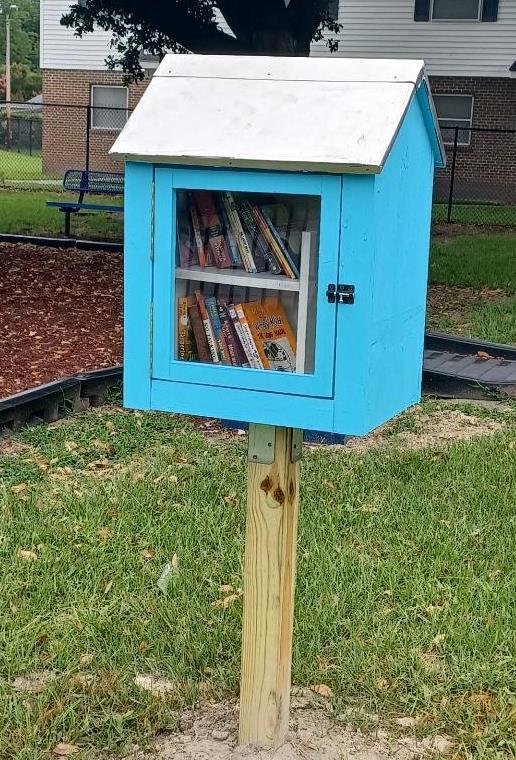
[433,125,516,227]
[2,103,516,239]
[0,100,129,241]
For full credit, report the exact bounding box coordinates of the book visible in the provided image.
[188,301,212,363]
[177,295,197,361]
[231,303,264,369]
[241,299,297,372]
[226,303,258,368]
[221,192,257,273]
[205,295,231,365]
[188,195,209,266]
[217,301,248,367]
[177,196,199,268]
[236,199,279,274]
[193,191,232,269]
[195,290,220,363]
[250,205,295,278]
[259,207,300,279]
[217,199,241,267]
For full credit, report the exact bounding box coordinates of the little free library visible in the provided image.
[111,54,445,749]
[112,54,444,436]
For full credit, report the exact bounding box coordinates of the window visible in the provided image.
[414,0,499,22]
[432,0,482,20]
[90,86,128,130]
[433,94,473,146]
[326,0,339,20]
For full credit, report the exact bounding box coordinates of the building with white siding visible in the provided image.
[41,0,516,190]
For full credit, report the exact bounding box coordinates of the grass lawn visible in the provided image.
[0,401,515,758]
[467,297,516,346]
[0,150,43,181]
[0,189,123,241]
[428,233,516,344]
[433,202,516,227]
[430,235,516,293]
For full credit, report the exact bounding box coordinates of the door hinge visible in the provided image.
[326,284,355,305]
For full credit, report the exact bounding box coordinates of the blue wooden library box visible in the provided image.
[111,55,445,436]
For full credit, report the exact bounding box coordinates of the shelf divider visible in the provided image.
[176,265,300,292]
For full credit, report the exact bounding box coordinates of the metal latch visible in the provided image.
[326,284,355,305]
[326,284,337,303]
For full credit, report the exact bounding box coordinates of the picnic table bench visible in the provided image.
[46,169,124,237]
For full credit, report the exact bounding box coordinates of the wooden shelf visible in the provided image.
[176,265,300,292]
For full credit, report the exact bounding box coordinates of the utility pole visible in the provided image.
[2,3,17,145]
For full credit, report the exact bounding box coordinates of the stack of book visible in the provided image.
[178,292,297,373]
[177,190,300,279]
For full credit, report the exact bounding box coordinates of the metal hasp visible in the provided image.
[326,283,337,303]
[337,284,355,304]
[248,424,303,463]
[326,284,355,304]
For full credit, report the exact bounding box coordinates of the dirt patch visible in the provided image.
[10,670,56,694]
[0,436,31,455]
[172,406,507,453]
[432,222,516,239]
[344,408,505,454]
[127,696,452,759]
[0,243,122,398]
[426,284,508,335]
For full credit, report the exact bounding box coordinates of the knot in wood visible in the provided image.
[273,487,285,505]
[260,475,273,494]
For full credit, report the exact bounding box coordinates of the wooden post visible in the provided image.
[239,425,300,749]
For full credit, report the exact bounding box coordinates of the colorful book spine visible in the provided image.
[176,194,198,267]
[260,207,300,279]
[193,191,232,269]
[233,303,264,369]
[226,304,259,368]
[217,330,232,365]
[221,192,257,274]
[188,301,211,363]
[177,295,197,360]
[237,200,279,274]
[251,205,296,278]
[205,295,230,364]
[218,200,241,267]
[177,296,189,359]
[217,302,248,367]
[189,198,209,267]
[195,290,220,363]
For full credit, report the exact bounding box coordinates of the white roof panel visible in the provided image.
[110,54,444,174]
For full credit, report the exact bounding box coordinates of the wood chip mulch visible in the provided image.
[0,243,122,399]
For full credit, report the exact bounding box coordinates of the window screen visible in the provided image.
[432,0,481,19]
[433,94,473,146]
[91,86,128,130]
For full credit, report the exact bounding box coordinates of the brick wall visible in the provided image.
[43,69,516,204]
[430,76,516,203]
[42,69,151,175]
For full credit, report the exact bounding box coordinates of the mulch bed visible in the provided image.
[1,242,505,402]
[0,243,122,398]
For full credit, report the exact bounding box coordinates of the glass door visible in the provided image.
[152,168,341,398]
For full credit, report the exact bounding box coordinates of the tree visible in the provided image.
[0,62,41,99]
[62,1,341,81]
[0,0,40,71]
